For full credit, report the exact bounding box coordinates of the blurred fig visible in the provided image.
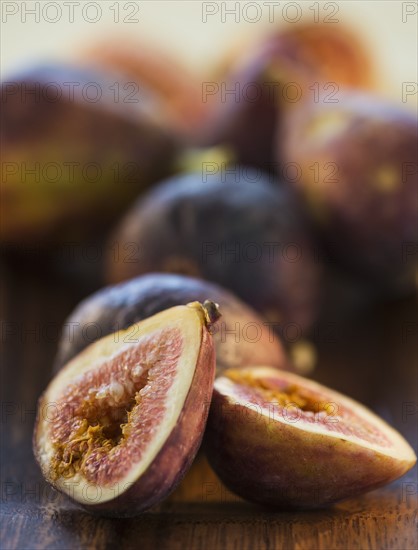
[268,23,374,89]
[1,64,180,245]
[82,41,208,143]
[106,169,322,334]
[202,23,373,171]
[281,94,418,295]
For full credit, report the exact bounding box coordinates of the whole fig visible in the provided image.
[281,94,418,294]
[55,273,289,375]
[1,64,179,245]
[106,169,322,334]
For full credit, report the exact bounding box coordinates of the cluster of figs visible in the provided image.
[3,22,416,515]
[35,274,416,516]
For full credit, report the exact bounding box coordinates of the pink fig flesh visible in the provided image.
[34,302,219,517]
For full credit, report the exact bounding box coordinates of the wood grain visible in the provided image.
[1,258,417,550]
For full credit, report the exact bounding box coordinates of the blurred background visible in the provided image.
[2,1,418,107]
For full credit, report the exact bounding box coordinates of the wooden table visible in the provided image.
[1,257,417,550]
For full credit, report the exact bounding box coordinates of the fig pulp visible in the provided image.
[205,367,416,509]
[54,273,289,375]
[34,302,219,516]
[106,170,321,334]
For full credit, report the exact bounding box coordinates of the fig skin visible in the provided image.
[105,170,321,335]
[1,64,179,245]
[265,23,374,89]
[280,94,418,295]
[205,367,417,510]
[202,23,373,171]
[34,302,218,517]
[54,273,289,375]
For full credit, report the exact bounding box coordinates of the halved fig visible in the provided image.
[205,367,416,509]
[34,301,220,517]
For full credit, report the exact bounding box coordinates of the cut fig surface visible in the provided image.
[206,367,416,509]
[34,302,219,516]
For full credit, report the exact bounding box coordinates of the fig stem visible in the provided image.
[187,300,221,329]
[202,300,222,328]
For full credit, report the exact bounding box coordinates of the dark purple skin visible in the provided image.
[106,170,321,335]
[202,57,279,173]
[1,64,179,244]
[281,94,418,295]
[35,320,216,517]
[199,33,322,173]
[54,273,289,374]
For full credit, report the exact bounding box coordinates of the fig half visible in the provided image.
[34,301,219,517]
[206,367,416,509]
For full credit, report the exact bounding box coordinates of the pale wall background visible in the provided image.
[1,1,418,110]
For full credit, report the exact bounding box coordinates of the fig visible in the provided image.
[202,23,373,171]
[1,64,179,245]
[280,94,418,294]
[265,23,374,89]
[205,367,416,509]
[81,41,209,143]
[34,301,219,517]
[54,273,289,375]
[106,169,321,334]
